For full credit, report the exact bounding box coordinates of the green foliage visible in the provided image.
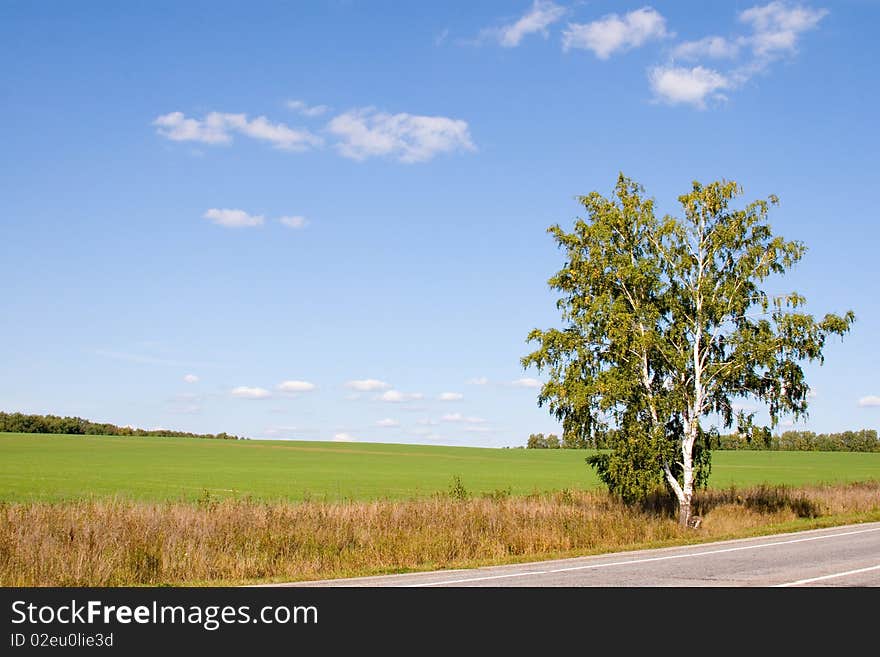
[482,486,513,501]
[523,174,855,520]
[448,475,470,500]
[715,429,879,452]
[526,432,561,449]
[561,431,589,449]
[0,411,241,441]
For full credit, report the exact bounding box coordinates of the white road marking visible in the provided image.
[774,564,880,587]
[407,526,880,587]
[406,570,548,586]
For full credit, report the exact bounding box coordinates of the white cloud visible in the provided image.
[563,7,671,59]
[739,1,828,58]
[278,215,308,229]
[345,379,391,392]
[659,2,828,108]
[379,390,424,403]
[466,377,489,385]
[511,377,542,388]
[327,108,475,163]
[376,418,400,427]
[203,208,265,228]
[333,432,356,442]
[286,99,330,117]
[277,380,316,393]
[416,419,438,426]
[183,374,199,384]
[438,392,463,401]
[153,111,232,144]
[648,65,730,108]
[441,413,486,424]
[156,105,475,164]
[487,1,567,47]
[463,426,494,433]
[672,35,741,60]
[231,386,271,400]
[153,111,322,151]
[858,395,880,408]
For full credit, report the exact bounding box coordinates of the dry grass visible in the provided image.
[1,481,878,586]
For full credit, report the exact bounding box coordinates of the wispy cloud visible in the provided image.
[231,386,271,400]
[333,432,357,442]
[441,413,486,424]
[376,418,400,427]
[262,425,302,438]
[277,380,316,393]
[153,111,322,151]
[345,379,391,392]
[563,7,671,59]
[203,208,264,228]
[739,1,828,58]
[482,1,567,47]
[466,377,489,385]
[657,2,828,108]
[94,349,208,368]
[278,215,308,229]
[511,377,542,388]
[378,390,424,403]
[327,108,475,163]
[168,392,203,414]
[156,104,476,164]
[438,392,463,401]
[183,374,199,384]
[858,395,880,408]
[286,99,330,117]
[672,36,742,61]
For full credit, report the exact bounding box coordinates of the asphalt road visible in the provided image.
[286,521,880,587]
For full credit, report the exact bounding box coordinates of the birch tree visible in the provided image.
[522,174,854,526]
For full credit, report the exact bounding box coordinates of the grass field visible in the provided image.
[2,432,880,502]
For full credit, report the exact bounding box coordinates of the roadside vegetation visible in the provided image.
[2,480,878,586]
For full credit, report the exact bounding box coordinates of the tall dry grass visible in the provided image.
[1,481,878,586]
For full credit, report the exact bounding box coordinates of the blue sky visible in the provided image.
[1,1,878,446]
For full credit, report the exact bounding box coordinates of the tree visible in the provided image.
[527,433,548,449]
[522,174,854,525]
[526,432,561,448]
[561,431,589,449]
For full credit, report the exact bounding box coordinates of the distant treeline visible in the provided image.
[0,412,241,441]
[712,429,879,452]
[526,429,879,452]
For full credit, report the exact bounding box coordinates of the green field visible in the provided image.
[2,432,880,502]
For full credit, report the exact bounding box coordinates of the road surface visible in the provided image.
[283,521,880,587]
